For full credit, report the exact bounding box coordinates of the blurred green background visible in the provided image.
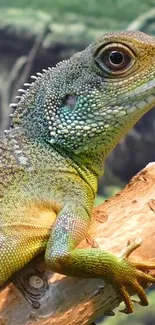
[0,0,155,324]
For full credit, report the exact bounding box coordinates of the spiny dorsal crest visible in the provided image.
[8,59,69,131]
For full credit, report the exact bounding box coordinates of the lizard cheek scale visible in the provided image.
[1,31,155,315]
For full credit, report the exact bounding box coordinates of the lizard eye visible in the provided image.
[95,43,135,75]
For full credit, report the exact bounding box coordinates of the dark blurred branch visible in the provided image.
[0,23,50,133]
[13,23,50,98]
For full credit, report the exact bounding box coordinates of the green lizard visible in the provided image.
[1,30,155,314]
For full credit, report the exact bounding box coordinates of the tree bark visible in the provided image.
[1,162,155,325]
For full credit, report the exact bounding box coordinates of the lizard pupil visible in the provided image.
[109,51,124,65]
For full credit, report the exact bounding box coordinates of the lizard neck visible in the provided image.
[51,143,103,195]
[6,127,99,197]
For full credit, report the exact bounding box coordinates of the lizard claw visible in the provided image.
[104,310,115,316]
[115,238,155,314]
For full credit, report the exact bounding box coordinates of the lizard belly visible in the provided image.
[0,196,56,285]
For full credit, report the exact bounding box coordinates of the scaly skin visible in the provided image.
[1,31,155,314]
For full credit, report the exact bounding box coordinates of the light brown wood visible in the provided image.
[1,162,155,325]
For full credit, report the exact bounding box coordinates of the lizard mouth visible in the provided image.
[118,79,155,105]
[95,79,155,118]
[123,92,155,115]
[93,80,155,123]
[122,81,155,115]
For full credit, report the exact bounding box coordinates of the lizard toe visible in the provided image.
[118,285,133,314]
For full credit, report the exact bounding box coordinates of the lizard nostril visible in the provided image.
[63,94,76,109]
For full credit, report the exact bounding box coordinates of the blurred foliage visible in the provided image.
[0,8,51,38]
[1,0,155,33]
[94,195,106,206]
[0,8,95,47]
[94,186,121,206]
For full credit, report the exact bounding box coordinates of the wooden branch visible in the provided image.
[1,162,155,325]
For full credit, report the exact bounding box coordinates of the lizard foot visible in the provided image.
[115,238,155,314]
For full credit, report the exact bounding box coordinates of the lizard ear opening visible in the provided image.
[94,43,135,76]
[62,94,76,109]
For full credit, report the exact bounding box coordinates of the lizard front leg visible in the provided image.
[0,206,56,286]
[45,204,155,314]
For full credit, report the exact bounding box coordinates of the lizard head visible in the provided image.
[10,31,155,159]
